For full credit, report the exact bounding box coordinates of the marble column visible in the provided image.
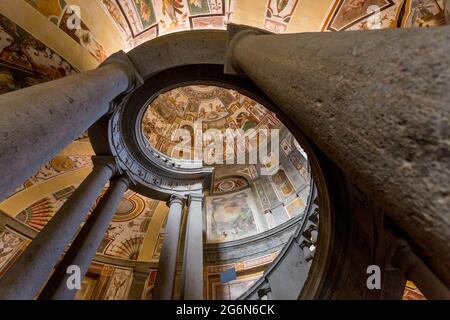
[181,194,204,300]
[153,195,185,300]
[0,51,142,203]
[38,175,130,300]
[225,24,450,285]
[0,156,117,300]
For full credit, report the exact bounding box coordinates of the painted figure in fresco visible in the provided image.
[236,112,257,132]
[189,0,206,9]
[408,0,445,27]
[0,231,22,261]
[102,0,130,38]
[211,192,258,242]
[107,271,129,300]
[342,0,367,17]
[134,0,155,24]
[162,0,185,26]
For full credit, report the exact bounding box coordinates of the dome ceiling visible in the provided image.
[141,85,281,161]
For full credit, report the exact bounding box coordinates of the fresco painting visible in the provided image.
[0,14,77,94]
[207,189,260,242]
[402,0,445,27]
[141,85,279,161]
[98,0,233,46]
[265,0,300,33]
[24,0,107,62]
[0,226,28,277]
[285,197,305,218]
[100,192,157,260]
[270,167,295,200]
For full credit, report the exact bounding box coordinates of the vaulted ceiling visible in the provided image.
[0,0,445,72]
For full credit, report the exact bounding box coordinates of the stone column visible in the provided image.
[225,24,450,285]
[0,51,142,203]
[392,239,450,300]
[38,175,130,300]
[181,194,204,300]
[153,195,185,300]
[0,156,117,300]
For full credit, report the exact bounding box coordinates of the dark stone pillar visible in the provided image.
[38,175,130,300]
[0,157,117,299]
[392,239,450,299]
[153,195,185,300]
[225,24,450,285]
[181,194,204,300]
[0,51,142,203]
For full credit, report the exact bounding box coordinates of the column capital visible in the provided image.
[225,24,271,76]
[167,194,186,207]
[99,50,144,94]
[92,156,118,176]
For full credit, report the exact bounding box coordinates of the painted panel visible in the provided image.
[0,13,77,94]
[324,0,397,31]
[97,0,233,47]
[265,0,300,33]
[104,267,133,300]
[0,226,29,277]
[24,0,107,62]
[402,0,445,27]
[206,188,262,242]
[269,166,296,201]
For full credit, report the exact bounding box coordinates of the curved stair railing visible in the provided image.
[238,183,319,300]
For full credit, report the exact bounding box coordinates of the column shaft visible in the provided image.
[38,175,129,300]
[392,240,450,300]
[153,195,185,300]
[0,157,116,299]
[0,53,135,202]
[226,24,450,285]
[181,194,204,300]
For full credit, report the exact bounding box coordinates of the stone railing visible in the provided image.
[239,185,319,300]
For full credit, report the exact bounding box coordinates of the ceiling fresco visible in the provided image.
[322,0,445,31]
[23,0,107,62]
[0,1,446,73]
[0,14,78,94]
[141,85,281,161]
[98,0,235,48]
